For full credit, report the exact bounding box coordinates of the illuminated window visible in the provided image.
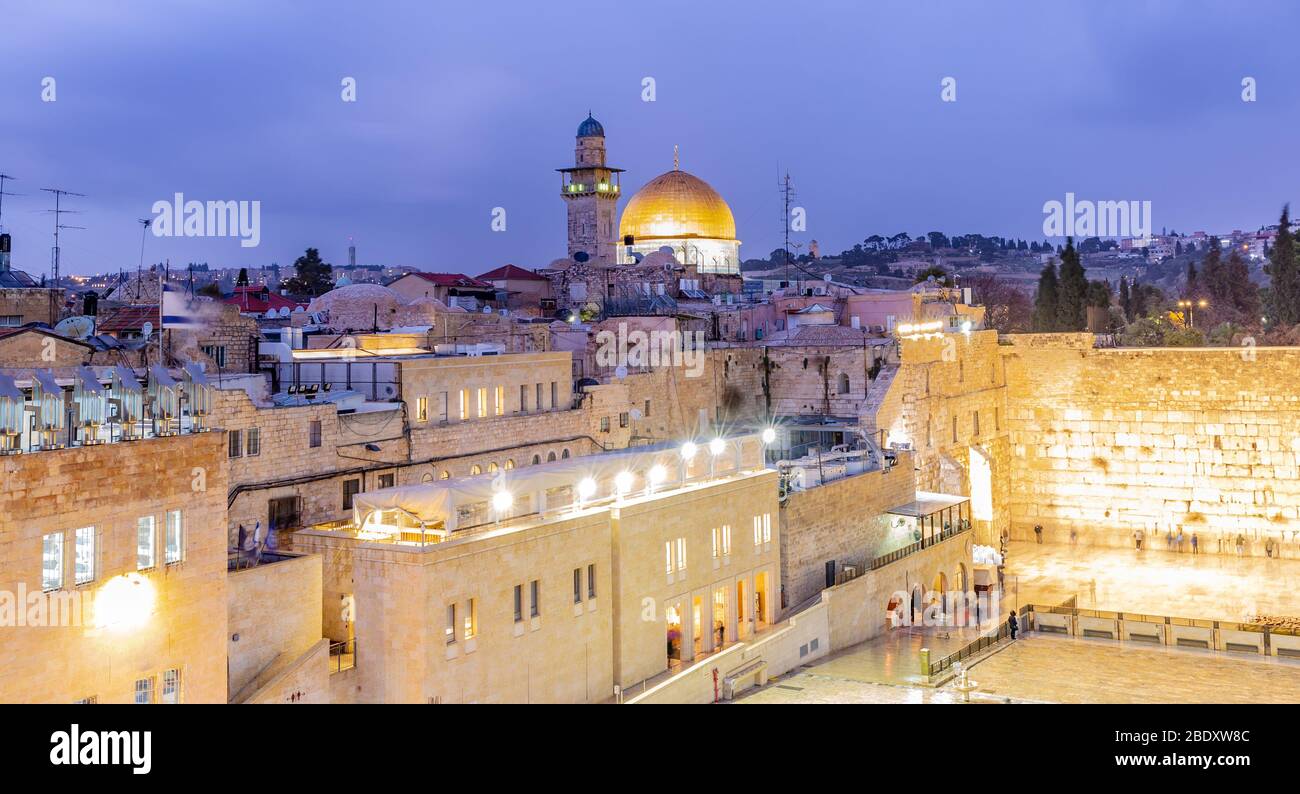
[504,459,515,470]
[42,532,63,590]
[721,525,732,556]
[470,464,482,475]
[137,516,156,570]
[165,509,183,565]
[162,669,180,704]
[463,598,477,640]
[573,568,583,603]
[477,387,488,418]
[665,541,674,574]
[445,604,457,644]
[712,527,720,559]
[753,516,762,546]
[74,526,95,585]
[416,397,428,422]
[494,385,504,416]
[439,470,450,480]
[487,462,498,473]
[459,389,469,420]
[676,537,687,571]
[763,513,771,543]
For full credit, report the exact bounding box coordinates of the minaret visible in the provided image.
[558,113,623,265]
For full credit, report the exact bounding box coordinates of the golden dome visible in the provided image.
[618,169,737,242]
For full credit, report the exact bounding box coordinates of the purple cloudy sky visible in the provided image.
[0,0,1296,277]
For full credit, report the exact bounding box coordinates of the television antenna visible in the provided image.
[0,173,22,232]
[41,187,86,286]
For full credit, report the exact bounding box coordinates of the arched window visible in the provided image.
[504,459,515,470]
[439,470,450,480]
[421,472,434,484]
[547,451,557,462]
[531,454,541,465]
[561,448,570,459]
[837,373,850,394]
[488,462,498,473]
[470,464,482,475]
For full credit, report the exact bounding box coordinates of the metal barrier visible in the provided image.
[329,639,356,674]
[870,524,971,571]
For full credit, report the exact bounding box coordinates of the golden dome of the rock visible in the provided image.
[618,169,737,242]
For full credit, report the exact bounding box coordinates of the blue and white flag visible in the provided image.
[161,283,202,330]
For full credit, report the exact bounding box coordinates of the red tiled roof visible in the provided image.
[477,264,549,282]
[402,272,494,289]
[97,306,159,333]
[221,286,307,313]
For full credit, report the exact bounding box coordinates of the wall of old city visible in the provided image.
[867,330,1011,544]
[1004,338,1300,554]
[778,452,916,611]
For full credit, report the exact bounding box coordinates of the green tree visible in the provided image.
[1055,238,1088,330]
[280,248,334,297]
[1032,262,1060,331]
[1265,206,1299,325]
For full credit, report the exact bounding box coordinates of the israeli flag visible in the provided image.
[161,283,202,330]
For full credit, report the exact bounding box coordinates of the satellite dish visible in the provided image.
[54,315,95,340]
[658,246,673,255]
[574,251,590,263]
[823,273,832,282]
[142,321,154,339]
[614,365,628,380]
[278,306,290,317]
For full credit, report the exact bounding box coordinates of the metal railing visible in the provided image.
[870,523,971,571]
[927,606,1029,677]
[329,639,356,674]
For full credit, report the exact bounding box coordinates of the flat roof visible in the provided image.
[886,490,970,518]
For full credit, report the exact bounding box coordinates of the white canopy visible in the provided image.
[351,434,762,530]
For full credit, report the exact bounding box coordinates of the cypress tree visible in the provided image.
[1033,262,1060,331]
[1266,206,1299,325]
[1055,237,1088,331]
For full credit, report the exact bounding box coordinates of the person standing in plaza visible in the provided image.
[1134,528,1143,550]
[1034,524,1043,544]
[1008,610,1019,640]
[1191,532,1199,555]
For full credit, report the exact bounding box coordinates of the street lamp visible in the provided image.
[1177,299,1208,328]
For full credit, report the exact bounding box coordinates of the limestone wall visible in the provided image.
[227,552,324,701]
[1006,343,1300,553]
[778,453,917,610]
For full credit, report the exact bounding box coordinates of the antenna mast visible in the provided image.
[779,170,797,292]
[41,187,86,287]
[0,173,20,231]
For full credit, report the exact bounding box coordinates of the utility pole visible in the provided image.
[778,170,798,294]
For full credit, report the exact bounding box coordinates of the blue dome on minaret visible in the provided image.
[576,113,604,138]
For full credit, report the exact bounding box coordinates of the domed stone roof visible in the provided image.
[576,113,604,138]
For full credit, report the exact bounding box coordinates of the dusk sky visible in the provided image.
[1,0,1297,277]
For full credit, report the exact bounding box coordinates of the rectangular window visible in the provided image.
[600,416,610,433]
[137,516,156,570]
[459,389,469,421]
[464,598,477,640]
[530,579,540,618]
[952,416,958,444]
[644,399,651,417]
[445,604,457,644]
[477,387,488,418]
[161,669,180,704]
[973,411,980,437]
[378,472,395,489]
[587,564,596,599]
[134,677,154,704]
[995,406,1001,431]
[712,527,720,559]
[42,532,63,590]
[551,382,558,409]
[513,584,523,622]
[573,568,582,603]
[763,513,771,543]
[74,526,95,585]
[721,525,732,556]
[619,412,629,428]
[343,479,361,510]
[536,383,543,410]
[165,509,183,565]
[416,397,428,422]
[665,541,674,574]
[494,385,505,416]
[753,516,762,546]
[246,427,260,456]
[676,537,687,571]
[519,384,528,412]
[227,429,243,458]
[309,420,322,448]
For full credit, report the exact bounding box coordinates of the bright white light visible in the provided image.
[614,471,634,494]
[680,442,698,462]
[709,438,726,456]
[94,573,155,631]
[648,465,666,485]
[492,490,513,513]
[577,478,597,500]
[960,320,972,335]
[761,427,777,444]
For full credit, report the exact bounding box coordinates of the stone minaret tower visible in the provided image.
[558,113,623,264]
